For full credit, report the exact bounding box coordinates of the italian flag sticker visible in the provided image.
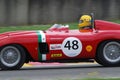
[36,31,46,61]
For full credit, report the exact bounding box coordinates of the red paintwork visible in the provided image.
[95,20,120,30]
[0,31,39,61]
[0,20,120,62]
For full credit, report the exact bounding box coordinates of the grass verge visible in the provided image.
[0,20,120,33]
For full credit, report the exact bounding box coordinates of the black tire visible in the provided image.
[96,40,120,67]
[0,45,26,70]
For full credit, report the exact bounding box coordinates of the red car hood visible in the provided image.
[0,31,36,36]
[0,31,37,40]
[95,20,120,30]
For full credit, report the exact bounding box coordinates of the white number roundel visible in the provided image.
[61,37,82,57]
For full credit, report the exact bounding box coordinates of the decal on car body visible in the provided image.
[50,44,61,50]
[86,45,93,52]
[51,53,62,58]
[61,37,82,57]
[36,31,46,61]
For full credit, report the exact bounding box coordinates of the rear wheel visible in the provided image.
[96,41,120,66]
[0,45,26,70]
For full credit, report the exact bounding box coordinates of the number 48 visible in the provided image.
[64,40,79,50]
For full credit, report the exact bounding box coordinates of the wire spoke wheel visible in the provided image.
[103,42,120,63]
[96,41,120,67]
[0,45,26,70]
[0,46,21,67]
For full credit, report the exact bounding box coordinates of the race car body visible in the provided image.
[0,20,120,70]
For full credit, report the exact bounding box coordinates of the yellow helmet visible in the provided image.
[80,15,92,21]
[78,15,92,29]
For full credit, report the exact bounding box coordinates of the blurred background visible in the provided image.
[0,0,120,26]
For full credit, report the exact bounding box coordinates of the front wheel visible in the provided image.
[96,41,120,66]
[0,45,26,70]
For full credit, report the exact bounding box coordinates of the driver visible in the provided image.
[78,15,92,30]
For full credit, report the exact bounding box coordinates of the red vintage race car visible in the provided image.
[0,17,120,70]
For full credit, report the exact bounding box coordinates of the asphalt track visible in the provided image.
[0,63,120,80]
